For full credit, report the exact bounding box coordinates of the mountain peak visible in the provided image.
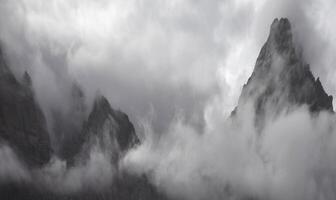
[235,18,333,128]
[93,95,111,113]
[254,18,298,74]
[268,18,293,52]
[79,95,139,153]
[270,18,291,32]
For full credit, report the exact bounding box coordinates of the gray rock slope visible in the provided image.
[233,18,333,128]
[67,95,140,165]
[0,46,51,166]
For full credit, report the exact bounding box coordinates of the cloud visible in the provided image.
[0,144,30,183]
[0,0,257,135]
[0,0,336,199]
[123,103,336,200]
[0,142,116,193]
[0,0,336,135]
[37,148,115,193]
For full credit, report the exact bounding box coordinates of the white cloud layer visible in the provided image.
[123,105,336,200]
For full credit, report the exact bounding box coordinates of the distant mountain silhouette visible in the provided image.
[0,43,165,200]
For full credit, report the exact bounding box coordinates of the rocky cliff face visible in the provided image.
[72,95,139,164]
[234,18,333,128]
[84,96,139,151]
[0,46,51,166]
[0,44,140,171]
[0,44,162,199]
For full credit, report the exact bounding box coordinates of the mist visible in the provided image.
[123,103,336,200]
[1,0,336,133]
[0,0,336,199]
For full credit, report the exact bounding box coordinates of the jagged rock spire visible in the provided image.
[269,18,293,52]
[0,44,51,166]
[85,95,139,151]
[235,18,333,128]
[67,94,139,164]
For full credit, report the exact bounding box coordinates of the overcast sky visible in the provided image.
[0,0,335,134]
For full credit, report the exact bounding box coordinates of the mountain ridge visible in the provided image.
[0,42,165,199]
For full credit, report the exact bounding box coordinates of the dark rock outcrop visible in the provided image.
[66,95,139,164]
[0,46,51,166]
[84,96,139,151]
[234,18,333,127]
